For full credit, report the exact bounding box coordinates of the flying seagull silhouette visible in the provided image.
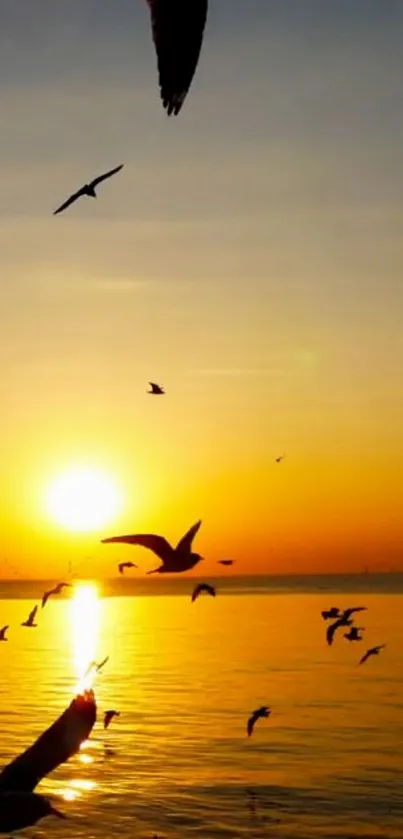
[247,706,271,737]
[21,605,38,628]
[321,607,341,620]
[53,165,124,215]
[358,645,386,666]
[102,520,203,574]
[148,382,165,395]
[146,0,209,116]
[191,582,215,603]
[275,454,285,463]
[218,559,234,566]
[0,625,9,641]
[0,689,96,795]
[344,626,364,642]
[85,656,109,679]
[0,792,66,833]
[103,710,120,730]
[118,561,137,574]
[41,582,71,609]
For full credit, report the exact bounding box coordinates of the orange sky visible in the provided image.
[1,2,403,578]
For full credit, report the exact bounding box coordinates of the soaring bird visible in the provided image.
[358,645,386,666]
[148,382,165,395]
[191,582,215,603]
[118,561,137,575]
[103,710,120,730]
[0,625,9,641]
[275,454,285,463]
[102,520,203,574]
[53,164,123,215]
[85,656,109,679]
[21,605,38,628]
[344,626,364,642]
[0,689,96,794]
[218,559,234,567]
[41,582,71,609]
[321,607,341,620]
[247,706,271,737]
[146,0,209,116]
[326,614,353,646]
[0,792,65,833]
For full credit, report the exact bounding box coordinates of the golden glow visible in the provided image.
[44,467,121,532]
[70,582,100,693]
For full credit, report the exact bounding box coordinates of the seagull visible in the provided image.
[146,0,209,116]
[275,454,285,463]
[0,792,66,833]
[53,164,124,215]
[326,614,354,646]
[218,559,234,566]
[0,625,9,641]
[21,605,38,628]
[321,607,341,620]
[0,689,96,794]
[85,656,109,678]
[148,382,165,395]
[191,583,215,602]
[102,520,203,574]
[358,645,386,666]
[103,710,120,730]
[118,561,137,575]
[247,706,271,737]
[344,626,364,642]
[41,582,71,609]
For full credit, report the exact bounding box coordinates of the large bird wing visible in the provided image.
[326,618,342,646]
[344,607,367,620]
[358,650,371,665]
[102,533,172,561]
[146,0,208,116]
[176,520,202,553]
[191,584,202,602]
[0,690,96,792]
[29,605,38,623]
[247,711,258,736]
[53,187,86,215]
[90,164,124,188]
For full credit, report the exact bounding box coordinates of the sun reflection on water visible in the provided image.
[70,582,100,693]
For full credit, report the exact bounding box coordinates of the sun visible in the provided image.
[45,467,121,532]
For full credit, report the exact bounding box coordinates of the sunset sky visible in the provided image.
[1,1,402,578]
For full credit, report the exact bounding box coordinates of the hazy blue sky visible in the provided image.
[1,1,402,576]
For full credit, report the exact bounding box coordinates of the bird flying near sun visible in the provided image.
[45,467,121,533]
[102,520,203,574]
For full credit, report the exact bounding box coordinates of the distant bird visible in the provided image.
[321,607,341,620]
[53,164,124,215]
[326,614,354,646]
[102,520,203,574]
[358,645,386,666]
[148,382,165,395]
[21,605,38,628]
[0,791,66,833]
[275,454,285,463]
[85,656,109,678]
[0,689,96,793]
[146,0,209,116]
[191,583,215,603]
[344,626,364,642]
[247,706,271,737]
[118,561,137,575]
[103,710,120,730]
[218,559,234,567]
[0,625,9,641]
[41,582,71,609]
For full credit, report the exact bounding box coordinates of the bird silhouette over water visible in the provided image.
[118,561,137,575]
[146,0,209,115]
[102,520,203,574]
[344,626,364,642]
[275,454,285,463]
[85,656,109,678]
[21,605,38,628]
[53,164,123,215]
[321,607,341,620]
[358,645,386,665]
[0,791,66,833]
[0,625,9,641]
[191,582,215,602]
[103,710,120,730]
[148,382,165,395]
[41,582,71,609]
[218,559,234,566]
[247,706,271,737]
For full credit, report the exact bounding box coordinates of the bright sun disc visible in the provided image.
[45,467,121,532]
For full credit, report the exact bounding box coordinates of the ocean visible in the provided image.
[0,574,402,839]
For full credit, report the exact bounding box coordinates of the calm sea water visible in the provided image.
[0,576,402,839]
